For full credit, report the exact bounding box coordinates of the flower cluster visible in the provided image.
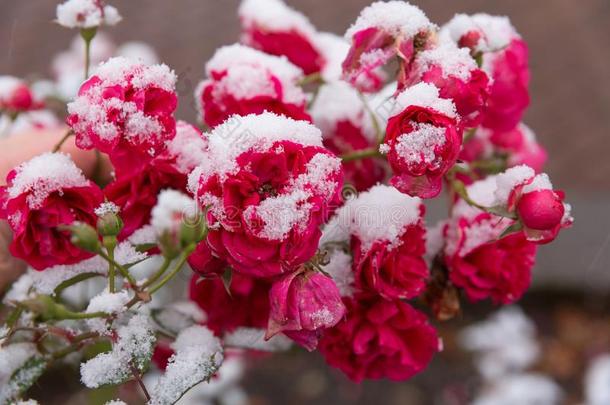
[0,0,573,401]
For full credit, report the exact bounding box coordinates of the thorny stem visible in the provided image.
[52,129,74,152]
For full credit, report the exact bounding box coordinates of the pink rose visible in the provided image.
[67,57,177,170]
[196,45,310,128]
[383,83,462,198]
[0,76,42,113]
[192,113,343,277]
[267,269,345,351]
[0,153,103,270]
[319,295,440,382]
[342,2,435,92]
[238,0,325,75]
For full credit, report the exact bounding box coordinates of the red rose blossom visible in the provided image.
[0,76,42,113]
[383,83,462,198]
[319,295,440,382]
[0,153,103,270]
[189,272,270,335]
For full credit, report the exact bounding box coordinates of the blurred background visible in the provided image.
[1,0,610,404]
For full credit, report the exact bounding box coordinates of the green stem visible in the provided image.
[341,147,381,162]
[107,246,116,294]
[52,129,74,152]
[149,246,195,295]
[84,37,92,80]
[141,258,171,289]
[98,250,137,287]
[298,72,323,86]
[50,332,100,360]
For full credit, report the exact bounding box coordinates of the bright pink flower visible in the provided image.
[189,272,270,335]
[196,45,310,128]
[267,269,345,351]
[67,57,177,169]
[0,153,103,270]
[319,295,440,382]
[0,76,42,113]
[191,113,343,278]
[496,166,572,244]
[238,0,325,75]
[444,176,537,304]
[352,223,428,300]
[404,42,490,128]
[342,1,435,92]
[383,83,462,198]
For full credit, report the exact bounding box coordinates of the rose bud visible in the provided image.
[342,1,436,92]
[403,40,490,128]
[444,176,537,304]
[442,14,530,132]
[0,76,43,114]
[95,202,123,237]
[65,222,101,253]
[67,57,177,171]
[495,165,572,244]
[0,153,104,270]
[55,0,121,29]
[238,0,325,75]
[266,269,346,351]
[190,112,343,278]
[195,44,311,128]
[381,82,462,198]
[319,295,440,382]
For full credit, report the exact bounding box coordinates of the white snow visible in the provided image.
[493,165,535,205]
[585,354,610,405]
[390,82,457,119]
[345,1,435,40]
[151,189,198,236]
[330,184,423,251]
[389,123,447,167]
[441,13,518,53]
[472,373,562,405]
[149,326,223,405]
[95,201,120,217]
[164,121,209,174]
[128,225,157,246]
[6,152,89,209]
[0,76,23,102]
[0,343,42,403]
[317,33,350,82]
[116,42,159,65]
[81,314,156,388]
[3,273,34,304]
[56,0,121,29]
[239,0,317,37]
[86,290,130,314]
[310,81,376,142]
[320,249,354,297]
[415,40,478,81]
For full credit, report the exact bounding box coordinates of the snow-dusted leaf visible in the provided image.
[148,325,223,405]
[80,314,156,388]
[0,343,46,403]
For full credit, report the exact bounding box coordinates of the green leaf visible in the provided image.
[54,272,104,297]
[5,356,46,402]
[221,268,233,297]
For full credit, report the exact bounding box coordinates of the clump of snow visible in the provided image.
[3,273,34,304]
[239,0,317,37]
[494,165,535,205]
[390,82,457,119]
[331,184,423,251]
[424,221,446,264]
[310,81,376,142]
[164,122,209,174]
[113,241,149,266]
[415,40,478,80]
[345,1,435,40]
[95,201,120,217]
[86,290,130,314]
[81,314,156,388]
[390,123,447,167]
[6,152,89,209]
[116,42,159,65]
[585,354,610,405]
[460,307,539,379]
[128,225,157,246]
[56,0,122,29]
[149,326,223,405]
[104,400,127,405]
[320,249,354,297]
[317,33,350,82]
[441,13,518,53]
[472,373,562,405]
[224,327,292,352]
[151,189,197,236]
